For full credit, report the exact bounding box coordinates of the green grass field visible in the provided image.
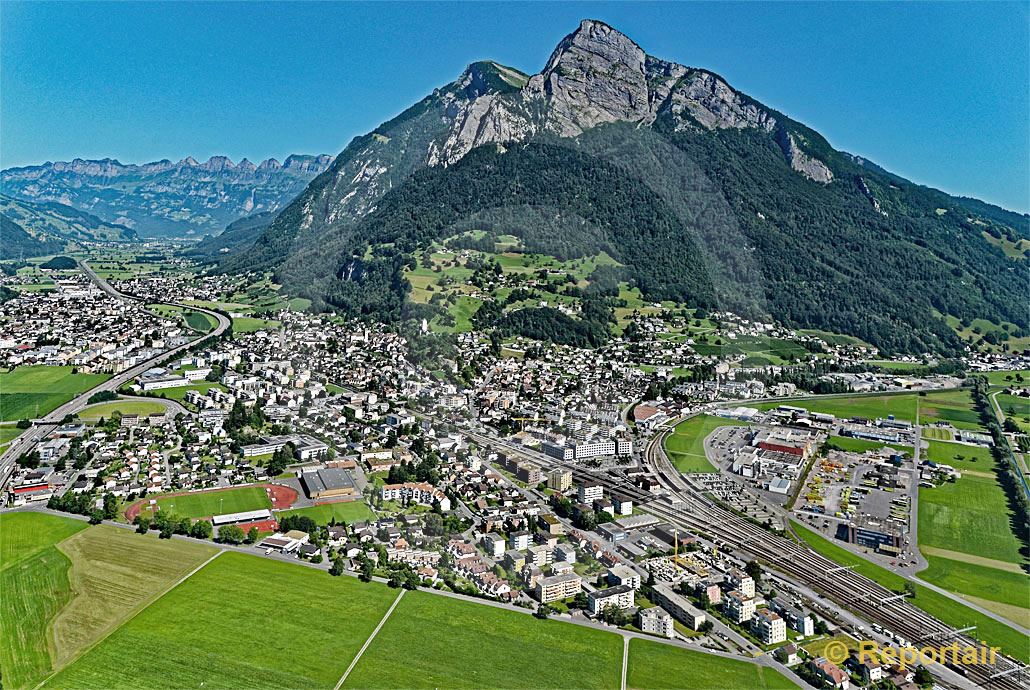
[146,381,226,404]
[50,526,217,672]
[343,591,622,689]
[46,552,398,689]
[918,475,1025,565]
[276,501,375,525]
[924,440,994,472]
[0,425,25,448]
[146,486,272,519]
[665,415,749,473]
[756,393,918,422]
[996,393,1030,433]
[0,366,109,421]
[0,513,88,690]
[918,389,985,432]
[183,310,217,333]
[231,316,281,333]
[919,556,1029,626]
[78,399,168,421]
[792,521,1028,661]
[826,435,910,455]
[984,370,1030,387]
[625,638,795,690]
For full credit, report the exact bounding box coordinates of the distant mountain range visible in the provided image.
[220,19,1027,355]
[0,154,332,237]
[1,194,136,259]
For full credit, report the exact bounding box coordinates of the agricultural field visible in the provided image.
[625,638,795,690]
[49,527,217,672]
[46,552,398,689]
[276,500,376,525]
[984,370,1030,387]
[825,435,910,455]
[0,366,109,421]
[918,554,1029,627]
[995,392,1030,433]
[923,440,994,473]
[0,424,25,449]
[139,486,273,520]
[917,389,985,432]
[144,304,216,334]
[77,399,169,422]
[0,512,88,690]
[343,590,622,689]
[791,521,1028,662]
[231,315,281,333]
[918,474,1024,565]
[756,393,918,422]
[664,415,750,473]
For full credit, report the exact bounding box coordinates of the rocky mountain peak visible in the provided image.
[202,155,235,171]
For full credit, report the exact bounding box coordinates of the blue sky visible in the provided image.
[3,1,1027,211]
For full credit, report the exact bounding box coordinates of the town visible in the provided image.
[2,249,1028,690]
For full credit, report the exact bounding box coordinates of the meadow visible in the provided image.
[50,527,217,671]
[231,316,281,333]
[755,393,918,422]
[923,440,994,472]
[791,521,1028,661]
[276,500,376,525]
[918,555,1029,627]
[343,590,623,689]
[995,393,1030,433]
[145,486,272,519]
[917,389,984,432]
[0,366,109,421]
[0,424,25,449]
[918,475,1024,565]
[0,513,88,690]
[625,638,795,690]
[825,435,910,455]
[664,415,749,473]
[78,399,169,421]
[46,552,398,689]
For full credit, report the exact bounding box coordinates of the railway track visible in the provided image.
[466,428,1028,689]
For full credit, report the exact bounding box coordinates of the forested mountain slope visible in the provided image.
[222,20,1028,355]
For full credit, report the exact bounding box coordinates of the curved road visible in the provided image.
[0,262,229,487]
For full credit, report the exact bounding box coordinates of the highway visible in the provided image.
[0,262,230,488]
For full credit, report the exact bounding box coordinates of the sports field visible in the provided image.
[792,521,1028,662]
[139,486,273,520]
[0,513,88,690]
[78,399,168,421]
[276,500,375,525]
[665,415,749,473]
[625,637,795,690]
[0,366,109,421]
[756,393,918,422]
[917,389,985,432]
[343,590,623,689]
[46,552,398,689]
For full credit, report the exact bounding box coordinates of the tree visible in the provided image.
[329,557,346,577]
[698,620,714,633]
[359,556,374,582]
[102,493,118,520]
[135,516,152,533]
[245,526,259,544]
[267,443,294,476]
[88,510,103,525]
[217,525,246,545]
[533,604,551,619]
[190,520,213,539]
[913,666,933,687]
[744,560,762,584]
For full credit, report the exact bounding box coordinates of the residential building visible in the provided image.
[752,608,787,644]
[638,607,674,638]
[588,584,634,616]
[535,572,582,603]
